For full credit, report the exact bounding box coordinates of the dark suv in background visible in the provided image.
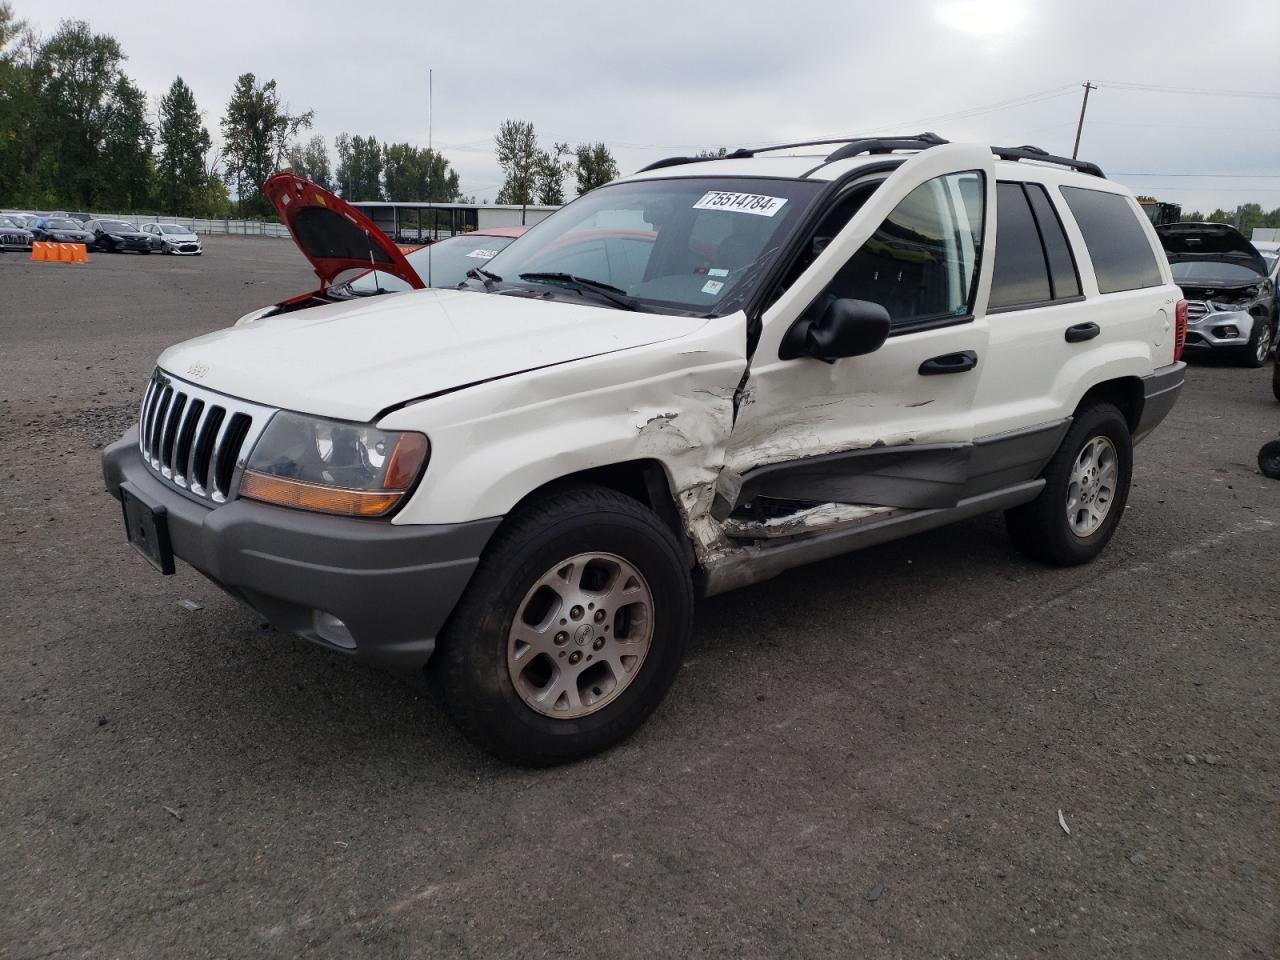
[1157,222,1277,367]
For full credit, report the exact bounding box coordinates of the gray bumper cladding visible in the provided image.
[1135,361,1186,444]
[102,427,502,680]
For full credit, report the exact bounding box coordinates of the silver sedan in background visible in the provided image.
[141,222,203,255]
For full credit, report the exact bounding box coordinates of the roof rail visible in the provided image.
[991,144,1104,178]
[636,132,949,174]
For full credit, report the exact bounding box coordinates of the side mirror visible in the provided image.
[779,298,891,361]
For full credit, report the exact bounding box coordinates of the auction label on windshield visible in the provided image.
[693,191,788,217]
[467,249,500,259]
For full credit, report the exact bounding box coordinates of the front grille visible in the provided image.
[1185,300,1208,322]
[0,232,28,245]
[137,370,276,504]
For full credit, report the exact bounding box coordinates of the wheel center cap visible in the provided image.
[573,624,593,647]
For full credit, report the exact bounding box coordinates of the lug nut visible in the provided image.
[568,651,582,665]
[592,637,605,651]
[554,631,568,646]
[570,605,584,621]
[593,610,606,624]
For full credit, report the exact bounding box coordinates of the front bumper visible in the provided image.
[102,428,501,681]
[163,239,203,255]
[1134,361,1186,444]
[1182,308,1258,351]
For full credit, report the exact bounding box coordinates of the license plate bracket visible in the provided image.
[120,483,175,575]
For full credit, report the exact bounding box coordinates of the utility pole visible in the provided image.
[1072,81,1096,160]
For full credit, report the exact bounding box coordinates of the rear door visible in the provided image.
[724,144,996,511]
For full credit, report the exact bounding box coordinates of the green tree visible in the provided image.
[572,141,618,195]
[382,142,461,201]
[285,134,331,190]
[0,3,39,204]
[221,72,313,216]
[34,19,152,209]
[533,141,571,205]
[494,119,538,206]
[332,133,382,200]
[155,76,210,215]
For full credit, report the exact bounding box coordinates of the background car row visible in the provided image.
[0,212,203,256]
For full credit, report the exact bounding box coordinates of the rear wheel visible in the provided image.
[433,485,693,765]
[1006,403,1133,566]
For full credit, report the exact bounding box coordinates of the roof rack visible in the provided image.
[636,132,949,173]
[637,135,1105,179]
[992,144,1104,178]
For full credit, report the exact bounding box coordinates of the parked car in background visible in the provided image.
[1157,222,1276,367]
[87,219,157,254]
[30,216,95,245]
[140,222,202,256]
[3,213,38,229]
[67,211,92,224]
[0,214,34,251]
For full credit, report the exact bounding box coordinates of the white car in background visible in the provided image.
[142,222,203,255]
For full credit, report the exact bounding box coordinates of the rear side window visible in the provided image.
[1061,186,1163,294]
[989,182,1082,310]
[989,183,1050,309]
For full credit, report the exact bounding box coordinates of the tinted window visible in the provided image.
[989,183,1050,309]
[1025,184,1081,298]
[1061,186,1163,294]
[821,172,985,331]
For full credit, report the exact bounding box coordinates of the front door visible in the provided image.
[723,144,997,512]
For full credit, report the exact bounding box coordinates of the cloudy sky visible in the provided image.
[16,0,1280,211]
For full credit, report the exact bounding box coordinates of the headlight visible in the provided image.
[239,412,429,517]
[1209,300,1247,313]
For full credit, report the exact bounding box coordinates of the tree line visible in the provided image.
[1179,203,1280,237]
[0,7,471,218]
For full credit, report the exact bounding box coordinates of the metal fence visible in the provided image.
[82,213,291,239]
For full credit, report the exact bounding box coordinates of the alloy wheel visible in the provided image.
[507,552,654,719]
[1066,436,1118,537]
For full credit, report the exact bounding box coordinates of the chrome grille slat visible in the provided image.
[133,369,277,505]
[1186,300,1208,322]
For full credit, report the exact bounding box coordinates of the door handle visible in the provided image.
[918,350,978,375]
[1065,322,1101,343]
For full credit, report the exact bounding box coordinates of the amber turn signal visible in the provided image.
[239,471,405,517]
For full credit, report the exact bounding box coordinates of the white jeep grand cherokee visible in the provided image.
[103,135,1187,765]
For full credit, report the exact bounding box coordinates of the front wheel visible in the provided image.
[433,485,694,765]
[1242,318,1272,368]
[1006,403,1133,566]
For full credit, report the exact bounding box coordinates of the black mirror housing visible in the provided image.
[780,298,891,361]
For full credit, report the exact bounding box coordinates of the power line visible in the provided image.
[1096,80,1280,100]
[1113,172,1280,179]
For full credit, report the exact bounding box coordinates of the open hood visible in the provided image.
[1156,222,1267,275]
[263,173,426,291]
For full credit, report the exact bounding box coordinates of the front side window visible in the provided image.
[1061,186,1163,294]
[477,177,823,316]
[816,171,984,331]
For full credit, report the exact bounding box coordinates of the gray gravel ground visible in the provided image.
[2,238,1278,959]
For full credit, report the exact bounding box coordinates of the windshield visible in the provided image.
[1170,260,1263,283]
[1261,251,1278,272]
[99,220,136,232]
[0,216,18,228]
[344,233,520,295]
[45,218,80,230]
[475,177,823,315]
[158,223,186,234]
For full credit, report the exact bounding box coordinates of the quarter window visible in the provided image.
[819,171,985,331]
[1061,186,1163,294]
[988,181,1083,310]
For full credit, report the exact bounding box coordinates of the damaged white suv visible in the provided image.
[104,137,1187,764]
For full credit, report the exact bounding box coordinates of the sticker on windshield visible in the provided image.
[701,280,724,295]
[693,191,788,217]
[466,248,500,259]
[708,268,729,277]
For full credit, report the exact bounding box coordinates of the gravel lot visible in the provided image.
[2,238,1278,959]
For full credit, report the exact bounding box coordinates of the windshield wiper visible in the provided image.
[517,272,638,311]
[466,266,502,288]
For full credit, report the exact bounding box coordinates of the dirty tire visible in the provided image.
[432,485,693,766]
[1259,441,1280,479]
[1005,403,1133,566]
